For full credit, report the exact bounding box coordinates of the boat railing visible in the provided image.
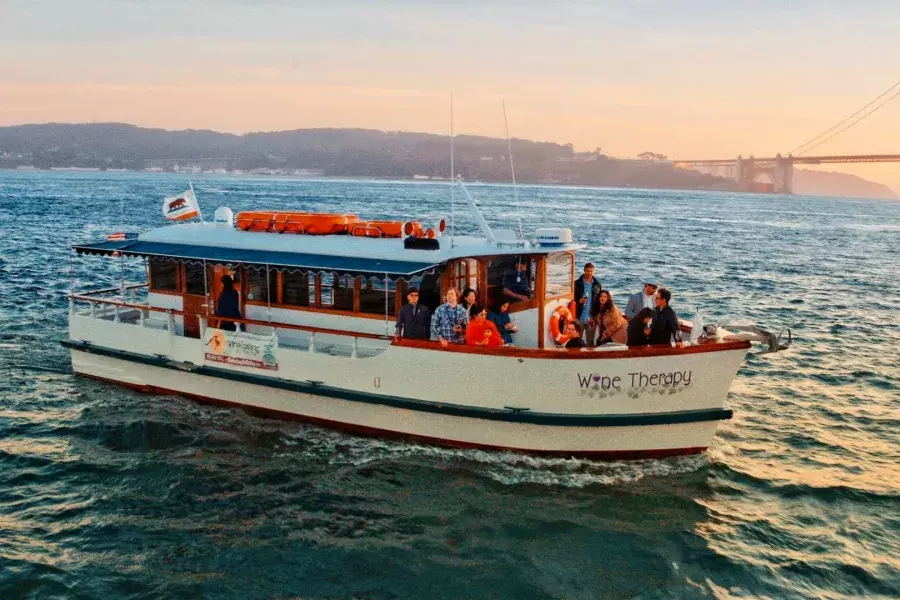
[68,290,753,360]
[68,290,390,358]
[78,283,148,298]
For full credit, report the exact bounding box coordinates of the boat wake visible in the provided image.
[281,423,710,488]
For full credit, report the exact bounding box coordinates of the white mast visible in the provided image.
[450,92,455,248]
[502,99,523,240]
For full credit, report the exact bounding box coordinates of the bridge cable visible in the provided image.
[793,86,900,156]
[788,76,900,155]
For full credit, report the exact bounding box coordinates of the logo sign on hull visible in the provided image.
[204,328,278,370]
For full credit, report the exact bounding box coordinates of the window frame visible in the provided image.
[148,258,181,294]
[544,251,575,301]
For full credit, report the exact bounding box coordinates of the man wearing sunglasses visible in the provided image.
[395,287,431,340]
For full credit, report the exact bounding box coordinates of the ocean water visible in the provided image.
[0,170,898,599]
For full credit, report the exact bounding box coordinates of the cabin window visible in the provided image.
[149,259,178,292]
[318,272,334,307]
[451,259,478,294]
[247,267,275,303]
[184,262,207,296]
[545,252,573,298]
[331,274,355,311]
[282,271,311,307]
[359,276,396,316]
[486,255,535,308]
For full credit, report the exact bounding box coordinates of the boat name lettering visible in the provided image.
[629,370,691,388]
[576,370,692,390]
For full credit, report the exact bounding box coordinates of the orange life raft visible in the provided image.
[236,212,359,235]
[351,220,423,239]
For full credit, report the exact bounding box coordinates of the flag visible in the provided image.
[106,232,137,242]
[162,189,200,221]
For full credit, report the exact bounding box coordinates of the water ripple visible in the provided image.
[0,171,898,599]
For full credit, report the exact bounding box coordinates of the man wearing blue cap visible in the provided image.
[625,281,658,321]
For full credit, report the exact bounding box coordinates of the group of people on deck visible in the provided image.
[394,286,518,348]
[395,260,683,350]
[568,262,683,349]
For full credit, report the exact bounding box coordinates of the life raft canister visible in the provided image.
[549,301,578,345]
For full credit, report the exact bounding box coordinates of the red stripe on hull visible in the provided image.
[77,372,707,461]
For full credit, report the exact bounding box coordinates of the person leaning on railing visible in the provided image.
[215,274,242,332]
[430,287,468,348]
[394,287,431,341]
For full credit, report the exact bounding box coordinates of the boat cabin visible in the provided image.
[72,207,580,351]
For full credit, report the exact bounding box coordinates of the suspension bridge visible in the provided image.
[672,78,900,194]
[673,154,900,194]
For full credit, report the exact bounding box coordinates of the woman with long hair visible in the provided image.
[593,290,628,345]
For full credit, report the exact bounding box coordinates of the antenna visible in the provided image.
[502,99,523,240]
[450,92,455,247]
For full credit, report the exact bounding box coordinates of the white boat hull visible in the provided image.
[65,310,749,459]
[69,349,723,458]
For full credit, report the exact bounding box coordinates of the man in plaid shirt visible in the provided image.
[430,287,468,347]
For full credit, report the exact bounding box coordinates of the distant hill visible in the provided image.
[0,123,724,190]
[0,123,894,198]
[793,168,897,199]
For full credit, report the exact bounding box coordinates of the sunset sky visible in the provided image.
[3,1,900,190]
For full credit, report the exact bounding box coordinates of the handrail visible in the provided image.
[391,337,751,359]
[68,293,388,341]
[78,283,148,297]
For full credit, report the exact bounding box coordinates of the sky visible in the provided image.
[2,0,900,189]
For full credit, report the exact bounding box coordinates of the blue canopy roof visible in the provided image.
[73,240,439,276]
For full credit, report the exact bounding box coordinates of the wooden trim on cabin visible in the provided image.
[536,254,547,349]
[507,299,539,314]
[276,271,284,305]
[478,261,488,307]
[314,273,322,309]
[569,250,576,294]
[396,279,407,316]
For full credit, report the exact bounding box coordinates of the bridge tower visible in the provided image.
[735,155,758,191]
[772,154,794,194]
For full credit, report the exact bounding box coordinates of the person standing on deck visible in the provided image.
[215,274,242,332]
[574,263,602,346]
[430,287,468,348]
[625,281,658,320]
[649,287,684,348]
[395,287,431,340]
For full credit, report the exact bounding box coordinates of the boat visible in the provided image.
[63,183,790,459]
